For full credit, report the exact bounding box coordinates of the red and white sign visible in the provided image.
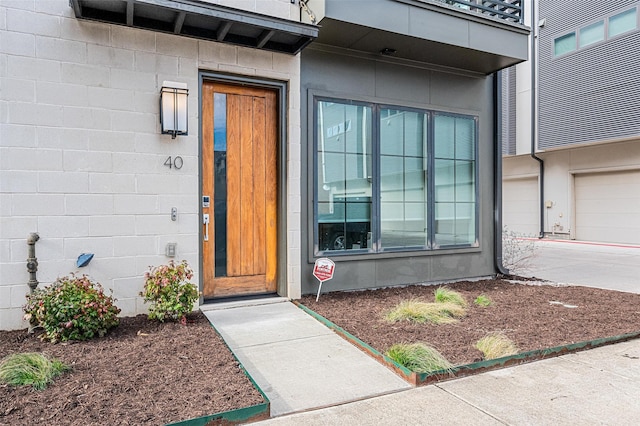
[313,258,335,283]
[313,258,335,302]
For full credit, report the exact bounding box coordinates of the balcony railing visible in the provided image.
[431,0,524,24]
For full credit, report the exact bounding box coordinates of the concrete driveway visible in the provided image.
[524,239,640,293]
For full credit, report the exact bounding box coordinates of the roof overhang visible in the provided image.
[70,0,319,55]
[315,18,526,74]
[306,0,529,74]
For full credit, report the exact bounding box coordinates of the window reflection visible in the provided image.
[213,93,228,276]
[434,115,476,247]
[317,101,372,251]
[380,109,428,249]
[314,100,477,254]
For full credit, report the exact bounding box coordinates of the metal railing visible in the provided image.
[434,0,524,24]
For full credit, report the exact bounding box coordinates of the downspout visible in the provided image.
[493,71,509,276]
[530,0,545,239]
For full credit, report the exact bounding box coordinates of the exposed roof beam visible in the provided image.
[257,29,275,48]
[133,0,317,37]
[216,21,232,41]
[174,11,186,34]
[71,0,319,55]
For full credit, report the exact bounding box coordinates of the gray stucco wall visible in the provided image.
[299,47,497,294]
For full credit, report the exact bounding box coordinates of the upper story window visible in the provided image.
[554,32,576,56]
[609,8,637,38]
[579,20,604,48]
[314,98,478,255]
[554,6,638,57]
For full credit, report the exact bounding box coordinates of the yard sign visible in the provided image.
[313,257,335,301]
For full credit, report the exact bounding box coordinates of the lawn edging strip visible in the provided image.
[166,318,270,426]
[294,301,640,387]
[430,330,640,386]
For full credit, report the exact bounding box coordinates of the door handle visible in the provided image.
[203,213,210,241]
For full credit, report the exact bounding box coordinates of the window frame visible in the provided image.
[377,104,430,252]
[432,112,480,249]
[312,96,479,257]
[314,97,375,256]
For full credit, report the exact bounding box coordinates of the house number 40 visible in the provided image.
[164,156,183,170]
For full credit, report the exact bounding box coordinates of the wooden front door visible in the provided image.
[201,82,278,298]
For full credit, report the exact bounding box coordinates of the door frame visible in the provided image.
[198,71,288,301]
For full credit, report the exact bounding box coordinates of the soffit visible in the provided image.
[316,18,522,74]
[312,0,529,74]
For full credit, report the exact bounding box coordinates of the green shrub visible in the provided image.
[23,274,120,343]
[433,287,467,307]
[386,343,453,373]
[474,294,492,307]
[384,299,466,324]
[0,352,69,390]
[475,332,519,360]
[141,260,199,322]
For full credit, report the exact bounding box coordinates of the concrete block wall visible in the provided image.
[0,0,302,329]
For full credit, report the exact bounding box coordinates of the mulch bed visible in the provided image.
[300,278,640,366]
[4,278,640,425]
[0,312,264,426]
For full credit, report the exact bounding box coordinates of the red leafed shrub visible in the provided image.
[24,274,120,342]
[140,260,198,323]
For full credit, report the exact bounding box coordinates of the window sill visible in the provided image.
[309,244,481,264]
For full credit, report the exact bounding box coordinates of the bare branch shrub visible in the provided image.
[501,226,537,275]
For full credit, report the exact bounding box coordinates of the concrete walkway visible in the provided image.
[201,239,640,424]
[201,298,410,417]
[256,338,640,425]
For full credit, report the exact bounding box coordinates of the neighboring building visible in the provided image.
[502,0,640,243]
[0,0,528,329]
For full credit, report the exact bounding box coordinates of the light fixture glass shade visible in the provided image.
[160,81,188,138]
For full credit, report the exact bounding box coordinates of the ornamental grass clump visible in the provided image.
[434,287,467,307]
[384,298,466,324]
[474,294,492,307]
[475,332,519,360]
[0,353,69,390]
[141,260,199,322]
[386,343,453,374]
[23,274,120,343]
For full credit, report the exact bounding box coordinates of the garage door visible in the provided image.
[502,177,539,236]
[575,170,640,244]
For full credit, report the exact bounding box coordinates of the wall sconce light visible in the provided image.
[160,81,188,138]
